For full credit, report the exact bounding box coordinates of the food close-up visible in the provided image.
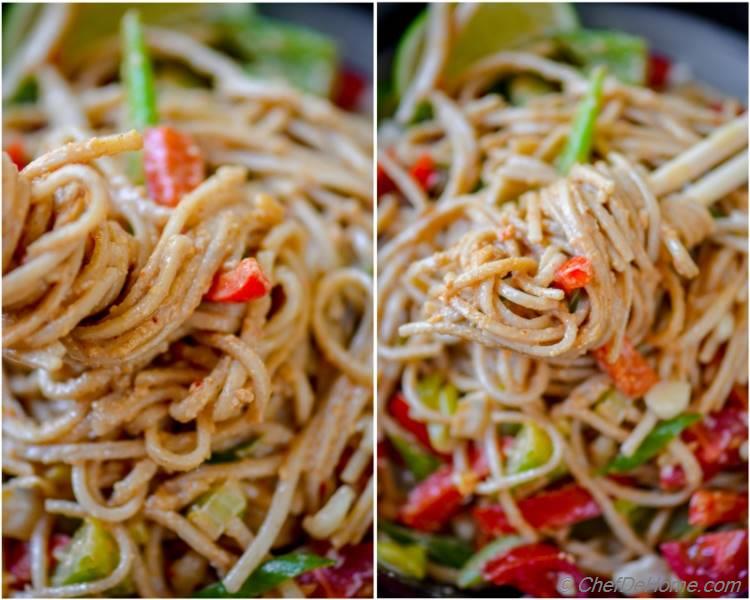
[377,3,748,598]
[2,3,373,598]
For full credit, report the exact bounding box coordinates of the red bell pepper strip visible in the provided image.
[688,489,748,528]
[553,256,593,294]
[377,162,397,198]
[298,542,373,598]
[399,451,488,532]
[5,139,27,170]
[387,393,433,451]
[333,67,365,112]
[647,53,671,90]
[474,484,601,535]
[483,542,587,598]
[143,126,205,207]
[409,154,438,192]
[5,534,70,590]
[204,258,271,303]
[660,530,748,597]
[593,337,659,398]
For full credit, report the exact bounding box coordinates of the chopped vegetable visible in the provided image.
[474,484,601,535]
[143,126,205,207]
[188,480,246,541]
[387,392,433,451]
[660,530,748,597]
[557,66,606,174]
[593,337,659,398]
[387,432,441,481]
[647,52,671,90]
[603,413,701,474]
[457,535,524,589]
[506,421,553,475]
[482,542,585,598]
[557,30,647,85]
[333,67,365,111]
[377,539,426,580]
[4,140,28,171]
[414,375,459,454]
[2,486,43,540]
[508,75,554,106]
[204,258,271,303]
[207,437,259,464]
[379,521,473,569]
[52,519,118,586]
[297,542,373,598]
[409,154,439,193]
[594,388,628,425]
[377,162,397,198]
[644,380,691,420]
[553,256,593,294]
[121,11,158,130]
[194,552,334,598]
[688,489,748,527]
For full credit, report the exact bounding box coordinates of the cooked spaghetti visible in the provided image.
[3,4,373,598]
[377,4,747,597]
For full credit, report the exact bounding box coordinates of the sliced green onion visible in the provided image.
[52,519,119,586]
[194,552,334,598]
[377,538,427,580]
[506,421,553,475]
[387,432,440,481]
[457,535,524,589]
[121,10,158,130]
[557,65,606,174]
[603,413,701,474]
[187,480,246,541]
[379,521,473,569]
[427,384,459,453]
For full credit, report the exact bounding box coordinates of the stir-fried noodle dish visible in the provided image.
[377,4,748,597]
[2,4,373,597]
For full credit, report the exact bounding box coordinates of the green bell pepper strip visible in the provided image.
[556,29,647,86]
[52,519,119,586]
[506,422,553,475]
[387,432,441,481]
[121,11,158,130]
[194,552,334,598]
[557,65,606,174]
[377,538,427,580]
[602,413,701,474]
[379,521,473,569]
[456,535,524,589]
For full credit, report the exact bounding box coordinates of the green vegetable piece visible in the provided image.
[188,480,247,540]
[595,388,629,425]
[377,538,427,580]
[508,75,554,106]
[507,421,553,475]
[557,65,606,174]
[557,29,647,85]
[393,10,428,99]
[121,11,158,130]
[427,384,459,454]
[2,4,40,67]
[603,413,701,474]
[52,519,119,586]
[457,535,524,589]
[194,552,334,598]
[387,433,441,481]
[208,437,259,464]
[379,521,473,569]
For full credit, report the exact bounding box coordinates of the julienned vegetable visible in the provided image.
[593,337,659,398]
[506,421,553,475]
[142,126,205,206]
[188,480,247,541]
[194,552,334,598]
[52,519,118,586]
[557,65,606,174]
[457,535,524,589]
[556,30,648,85]
[121,11,158,129]
[204,258,272,303]
[379,521,473,569]
[377,538,427,580]
[387,432,441,481]
[603,413,701,473]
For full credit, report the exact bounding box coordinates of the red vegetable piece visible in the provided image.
[688,489,748,527]
[204,258,271,303]
[660,530,748,597]
[648,53,671,90]
[553,256,593,294]
[409,154,438,192]
[143,126,205,207]
[5,139,27,170]
[387,392,433,451]
[474,484,601,535]
[593,337,659,398]
[333,67,365,112]
[377,162,397,198]
[483,542,587,598]
[298,542,373,598]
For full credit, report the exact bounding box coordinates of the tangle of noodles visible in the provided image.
[377,4,747,596]
[3,5,373,598]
